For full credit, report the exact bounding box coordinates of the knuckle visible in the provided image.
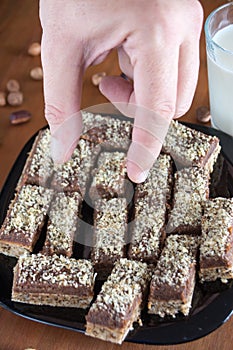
[155,103,176,120]
[44,103,66,126]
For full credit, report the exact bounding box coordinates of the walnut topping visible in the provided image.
[151,235,199,288]
[0,185,53,239]
[16,253,95,289]
[29,129,53,180]
[92,198,127,262]
[163,120,221,169]
[129,154,172,262]
[136,154,172,200]
[167,167,209,232]
[45,192,81,255]
[200,198,233,259]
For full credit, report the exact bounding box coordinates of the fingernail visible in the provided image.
[135,170,149,183]
[51,135,76,164]
[127,160,149,183]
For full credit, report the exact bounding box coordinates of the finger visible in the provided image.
[117,46,134,80]
[127,44,179,183]
[174,40,200,119]
[41,32,84,163]
[99,75,137,117]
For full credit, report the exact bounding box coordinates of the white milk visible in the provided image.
[207,24,233,136]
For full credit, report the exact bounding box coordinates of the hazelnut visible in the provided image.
[196,106,211,123]
[28,42,41,56]
[0,91,6,106]
[6,79,20,92]
[30,67,43,80]
[7,91,23,106]
[9,110,31,125]
[91,72,106,86]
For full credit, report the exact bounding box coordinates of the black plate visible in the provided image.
[0,123,233,345]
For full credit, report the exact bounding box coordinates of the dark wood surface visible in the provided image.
[0,1,232,349]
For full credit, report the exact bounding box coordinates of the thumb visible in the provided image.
[41,32,84,164]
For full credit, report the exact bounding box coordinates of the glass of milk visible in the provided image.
[205,2,233,137]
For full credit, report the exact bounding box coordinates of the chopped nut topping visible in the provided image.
[0,185,53,241]
[92,198,127,264]
[129,154,173,262]
[163,120,221,170]
[167,167,209,233]
[44,192,81,256]
[200,198,233,259]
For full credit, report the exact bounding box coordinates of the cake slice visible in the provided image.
[0,185,53,257]
[199,198,233,283]
[148,234,199,317]
[89,151,129,201]
[128,154,173,263]
[91,198,128,277]
[86,258,151,344]
[17,128,53,189]
[162,120,221,172]
[166,167,210,235]
[43,192,81,257]
[12,254,95,308]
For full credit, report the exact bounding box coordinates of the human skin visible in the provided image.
[39,0,203,183]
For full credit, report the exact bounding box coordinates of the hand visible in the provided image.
[39,0,203,183]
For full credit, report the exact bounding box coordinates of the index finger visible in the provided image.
[127,44,179,182]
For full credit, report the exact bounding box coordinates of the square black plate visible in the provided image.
[0,122,233,345]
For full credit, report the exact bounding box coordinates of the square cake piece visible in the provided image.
[12,254,95,308]
[162,120,221,172]
[148,234,199,317]
[91,198,128,277]
[166,167,210,235]
[85,258,151,344]
[89,151,129,202]
[0,185,53,258]
[128,154,173,264]
[17,129,53,189]
[43,192,81,257]
[50,139,100,196]
[199,198,233,283]
[81,111,132,151]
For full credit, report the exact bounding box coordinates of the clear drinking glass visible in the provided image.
[205,2,233,137]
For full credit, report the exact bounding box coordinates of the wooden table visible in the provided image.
[0,1,232,349]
